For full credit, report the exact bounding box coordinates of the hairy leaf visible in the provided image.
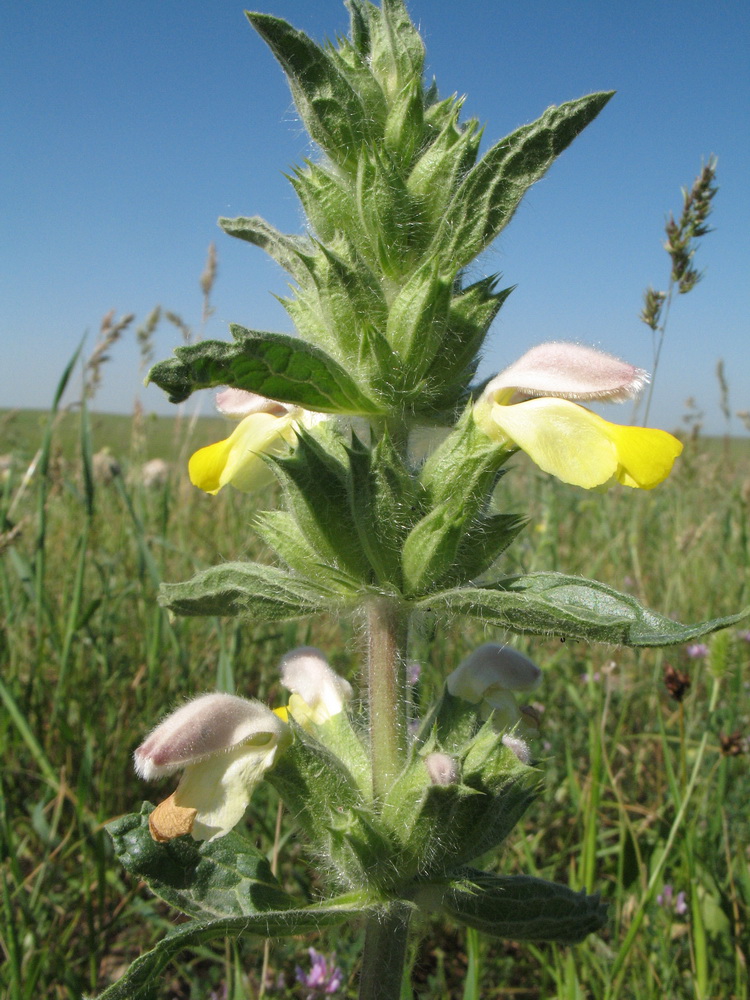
[438,91,614,269]
[158,561,341,620]
[419,573,748,646]
[247,12,374,171]
[91,901,366,1000]
[146,328,381,414]
[422,868,607,943]
[108,805,293,919]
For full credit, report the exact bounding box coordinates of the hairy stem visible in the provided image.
[365,597,409,799]
[359,904,412,1000]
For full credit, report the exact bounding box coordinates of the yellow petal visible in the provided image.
[188,412,297,495]
[488,397,681,490]
[606,422,684,489]
[174,736,282,841]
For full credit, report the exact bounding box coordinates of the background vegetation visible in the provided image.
[1,398,748,999]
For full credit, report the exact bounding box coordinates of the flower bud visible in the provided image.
[446,643,542,738]
[501,734,532,765]
[279,646,353,726]
[424,752,460,786]
[447,643,542,703]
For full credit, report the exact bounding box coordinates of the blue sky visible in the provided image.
[2,0,748,435]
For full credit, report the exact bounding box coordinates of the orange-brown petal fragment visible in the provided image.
[148,792,198,842]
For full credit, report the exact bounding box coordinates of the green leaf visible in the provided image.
[437,91,614,269]
[402,501,467,596]
[385,258,452,375]
[407,107,481,229]
[449,513,527,586]
[107,805,293,919]
[254,509,355,590]
[421,868,607,943]
[307,242,389,358]
[429,276,513,390]
[288,161,359,246]
[158,561,339,621]
[91,901,366,1000]
[247,12,374,171]
[218,215,313,282]
[401,412,513,593]
[146,328,382,414]
[268,723,396,889]
[355,148,425,276]
[368,0,425,100]
[271,429,372,581]
[379,729,536,878]
[347,432,418,587]
[418,572,749,646]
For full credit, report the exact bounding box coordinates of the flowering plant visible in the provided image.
[98,2,745,997]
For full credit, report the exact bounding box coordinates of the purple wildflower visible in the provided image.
[686,643,709,659]
[657,883,689,918]
[737,630,750,643]
[295,948,344,998]
[657,884,674,908]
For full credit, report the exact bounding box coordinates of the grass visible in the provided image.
[0,398,748,999]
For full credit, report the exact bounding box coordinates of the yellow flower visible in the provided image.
[474,342,683,490]
[188,388,320,495]
[134,693,291,842]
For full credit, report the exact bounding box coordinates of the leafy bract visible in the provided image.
[418,572,748,646]
[158,561,347,621]
[92,902,366,1000]
[108,805,293,919]
[146,327,382,414]
[420,868,607,943]
[437,91,614,269]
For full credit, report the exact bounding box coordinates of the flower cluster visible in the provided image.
[191,343,681,499]
[134,642,543,843]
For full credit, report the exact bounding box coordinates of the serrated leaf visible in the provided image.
[247,12,374,171]
[107,804,293,919]
[285,240,388,367]
[146,328,381,414]
[437,91,614,269]
[327,38,387,128]
[91,901,366,1000]
[383,82,424,167]
[437,276,513,381]
[253,509,346,586]
[447,512,527,586]
[418,572,749,646]
[379,733,536,879]
[369,0,425,100]
[427,868,607,943]
[158,561,339,621]
[402,500,467,596]
[402,414,512,594]
[355,148,425,276]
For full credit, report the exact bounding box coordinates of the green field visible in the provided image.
[1,405,748,999]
